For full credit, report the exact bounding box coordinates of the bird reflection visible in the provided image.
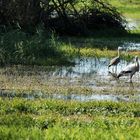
[109,70,135,89]
[108,71,118,78]
[129,82,134,89]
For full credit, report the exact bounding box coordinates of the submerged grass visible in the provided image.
[0,64,140,96]
[0,98,140,139]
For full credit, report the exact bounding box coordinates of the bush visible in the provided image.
[0,0,127,36]
[0,27,69,66]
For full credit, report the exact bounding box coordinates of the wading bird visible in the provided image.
[108,47,123,73]
[117,56,139,82]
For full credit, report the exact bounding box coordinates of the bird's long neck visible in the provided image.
[118,49,120,57]
[134,58,139,72]
[135,59,139,71]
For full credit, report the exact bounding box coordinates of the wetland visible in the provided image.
[0,0,140,139]
[0,55,140,101]
[1,33,140,139]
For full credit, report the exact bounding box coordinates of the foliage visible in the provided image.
[0,98,140,139]
[0,0,41,29]
[1,28,140,66]
[0,28,71,66]
[0,0,127,35]
[41,0,127,35]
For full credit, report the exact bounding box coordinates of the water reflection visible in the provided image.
[0,56,140,102]
[1,55,140,84]
[52,58,128,78]
[0,89,140,102]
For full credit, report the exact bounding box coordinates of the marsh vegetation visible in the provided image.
[0,56,140,139]
[0,0,140,139]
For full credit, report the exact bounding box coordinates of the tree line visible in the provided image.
[0,0,126,35]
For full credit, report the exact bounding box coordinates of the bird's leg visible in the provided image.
[113,66,115,73]
[108,66,111,73]
[129,82,134,89]
[125,74,132,83]
[112,67,114,73]
[115,65,117,74]
[129,74,133,83]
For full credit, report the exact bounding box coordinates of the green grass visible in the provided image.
[0,1,140,139]
[108,0,140,33]
[108,0,140,18]
[0,1,139,67]
[0,118,140,140]
[0,98,140,139]
[61,44,126,58]
[0,3,139,140]
[0,29,72,66]
[60,37,140,60]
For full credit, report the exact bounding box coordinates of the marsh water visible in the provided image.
[0,55,140,102]
[50,57,129,78]
[0,88,140,102]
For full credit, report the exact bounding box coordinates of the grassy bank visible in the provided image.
[109,0,140,18]
[60,42,140,60]
[109,0,140,33]
[60,35,140,61]
[0,98,140,139]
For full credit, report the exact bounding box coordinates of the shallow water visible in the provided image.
[48,57,140,83]
[0,89,140,102]
[0,57,139,78]
[0,57,140,87]
[1,41,140,102]
[52,58,128,78]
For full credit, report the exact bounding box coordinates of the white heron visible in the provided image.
[117,56,139,82]
[108,47,123,73]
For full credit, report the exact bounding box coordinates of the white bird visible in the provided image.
[117,56,139,82]
[108,47,123,73]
